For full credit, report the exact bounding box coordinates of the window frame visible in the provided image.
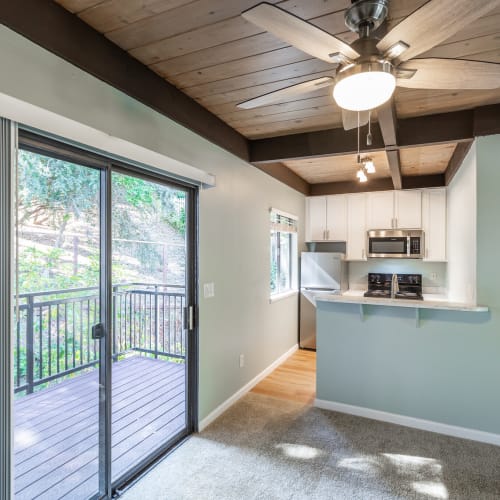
[269,208,298,302]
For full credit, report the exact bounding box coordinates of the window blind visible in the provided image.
[270,208,298,233]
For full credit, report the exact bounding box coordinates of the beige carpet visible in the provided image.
[122,393,500,499]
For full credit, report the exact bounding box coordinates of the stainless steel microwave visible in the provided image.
[367,229,424,259]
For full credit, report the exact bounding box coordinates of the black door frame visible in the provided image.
[17,129,199,499]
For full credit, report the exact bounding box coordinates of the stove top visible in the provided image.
[364,273,423,300]
[364,289,391,298]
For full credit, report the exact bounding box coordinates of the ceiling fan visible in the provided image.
[237,0,500,130]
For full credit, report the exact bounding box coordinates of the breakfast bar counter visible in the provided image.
[317,290,488,313]
[314,293,497,440]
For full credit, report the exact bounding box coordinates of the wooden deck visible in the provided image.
[14,356,186,500]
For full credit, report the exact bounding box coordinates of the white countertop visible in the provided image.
[316,290,488,312]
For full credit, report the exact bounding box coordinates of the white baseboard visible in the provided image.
[198,344,298,431]
[315,399,500,446]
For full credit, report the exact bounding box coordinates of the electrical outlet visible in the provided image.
[239,354,245,368]
[430,273,437,281]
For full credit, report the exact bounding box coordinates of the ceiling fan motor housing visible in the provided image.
[346,0,389,34]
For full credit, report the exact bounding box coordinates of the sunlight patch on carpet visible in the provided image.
[413,480,449,499]
[275,443,324,460]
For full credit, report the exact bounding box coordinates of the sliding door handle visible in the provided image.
[184,306,195,330]
[91,323,105,340]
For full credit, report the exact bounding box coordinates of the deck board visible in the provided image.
[14,355,186,500]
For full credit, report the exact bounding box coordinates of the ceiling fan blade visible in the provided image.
[237,77,334,110]
[236,76,335,109]
[397,59,500,90]
[242,2,359,63]
[377,0,500,62]
[342,109,369,131]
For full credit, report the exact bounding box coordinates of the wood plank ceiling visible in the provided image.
[283,143,457,184]
[51,0,500,191]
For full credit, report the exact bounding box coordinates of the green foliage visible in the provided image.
[15,149,188,392]
[17,151,187,293]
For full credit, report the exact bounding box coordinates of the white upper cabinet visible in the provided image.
[366,190,422,230]
[422,188,447,261]
[306,196,327,241]
[305,189,438,261]
[326,195,347,241]
[346,193,367,260]
[395,190,422,229]
[366,191,394,229]
[306,195,347,241]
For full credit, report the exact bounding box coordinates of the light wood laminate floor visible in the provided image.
[251,349,316,404]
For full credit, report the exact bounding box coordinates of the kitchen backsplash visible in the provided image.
[348,259,447,293]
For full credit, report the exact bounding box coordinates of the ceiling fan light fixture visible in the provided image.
[333,62,396,112]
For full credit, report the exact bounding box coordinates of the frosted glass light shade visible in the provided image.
[364,160,376,173]
[333,68,396,112]
[356,168,367,182]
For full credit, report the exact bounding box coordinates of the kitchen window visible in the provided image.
[270,208,298,300]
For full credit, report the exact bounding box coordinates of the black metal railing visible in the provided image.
[14,283,185,394]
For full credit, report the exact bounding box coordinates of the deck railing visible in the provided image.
[14,283,185,394]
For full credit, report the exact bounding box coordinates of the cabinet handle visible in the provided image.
[323,230,326,240]
[426,248,429,259]
[391,218,395,229]
[362,248,365,259]
[326,230,330,240]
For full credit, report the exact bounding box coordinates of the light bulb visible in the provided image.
[364,160,376,174]
[333,62,396,112]
[357,168,367,182]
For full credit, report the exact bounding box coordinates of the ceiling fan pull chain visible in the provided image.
[367,111,372,146]
[357,111,361,164]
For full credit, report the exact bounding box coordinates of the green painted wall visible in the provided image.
[0,26,305,423]
[317,135,500,435]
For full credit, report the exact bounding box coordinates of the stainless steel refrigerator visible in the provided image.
[299,252,347,349]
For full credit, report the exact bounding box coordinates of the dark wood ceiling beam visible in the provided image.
[377,99,398,148]
[251,125,386,164]
[402,174,445,190]
[386,149,403,190]
[253,163,311,195]
[397,109,474,149]
[377,99,402,190]
[310,178,393,196]
[473,104,500,136]
[444,140,474,185]
[250,104,500,164]
[0,0,249,161]
[309,174,445,196]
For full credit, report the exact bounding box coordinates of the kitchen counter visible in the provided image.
[316,290,488,313]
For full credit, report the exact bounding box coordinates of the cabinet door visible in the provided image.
[422,188,447,261]
[395,190,422,228]
[306,196,327,241]
[366,191,394,229]
[346,193,367,260]
[326,195,347,241]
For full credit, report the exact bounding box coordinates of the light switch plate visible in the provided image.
[203,282,215,298]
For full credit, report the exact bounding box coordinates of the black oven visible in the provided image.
[367,229,424,259]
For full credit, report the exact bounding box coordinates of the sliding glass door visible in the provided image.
[13,145,105,499]
[110,170,191,483]
[12,133,197,499]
